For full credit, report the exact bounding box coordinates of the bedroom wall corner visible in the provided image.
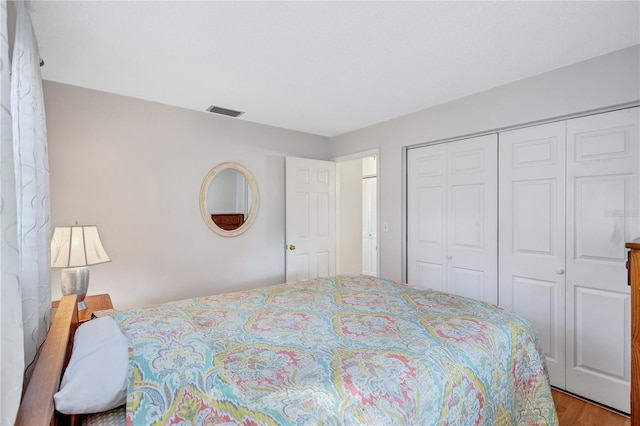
[44,81,331,308]
[328,44,640,282]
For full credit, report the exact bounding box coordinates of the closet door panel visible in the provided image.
[451,184,483,248]
[565,107,639,413]
[574,287,627,376]
[407,144,447,292]
[574,175,632,265]
[511,276,556,355]
[407,135,497,303]
[512,180,555,254]
[447,135,498,304]
[499,121,566,387]
[449,266,484,302]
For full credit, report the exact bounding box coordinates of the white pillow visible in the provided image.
[54,316,128,414]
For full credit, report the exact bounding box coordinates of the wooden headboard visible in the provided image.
[15,294,78,426]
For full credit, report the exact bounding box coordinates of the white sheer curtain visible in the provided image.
[1,1,23,423]
[1,1,51,423]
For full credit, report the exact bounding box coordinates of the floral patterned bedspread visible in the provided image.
[104,275,557,425]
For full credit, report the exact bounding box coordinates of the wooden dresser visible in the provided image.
[211,213,244,230]
[627,238,640,425]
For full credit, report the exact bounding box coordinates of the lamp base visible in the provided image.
[61,267,90,311]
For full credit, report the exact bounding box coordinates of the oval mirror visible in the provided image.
[199,162,260,237]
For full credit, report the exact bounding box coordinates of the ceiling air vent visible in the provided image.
[206,105,244,118]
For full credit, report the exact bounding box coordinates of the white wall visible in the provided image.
[336,158,363,274]
[329,45,640,282]
[45,81,330,309]
[46,45,640,306]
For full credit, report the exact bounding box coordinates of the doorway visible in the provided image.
[335,150,379,276]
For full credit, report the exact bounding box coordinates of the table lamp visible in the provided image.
[51,225,111,310]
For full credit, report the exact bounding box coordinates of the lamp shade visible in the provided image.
[51,226,111,268]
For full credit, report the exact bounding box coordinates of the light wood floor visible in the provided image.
[552,389,630,425]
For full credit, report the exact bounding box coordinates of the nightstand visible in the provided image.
[52,293,113,324]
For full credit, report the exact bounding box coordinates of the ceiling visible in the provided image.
[29,1,640,137]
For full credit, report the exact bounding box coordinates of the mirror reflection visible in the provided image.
[199,162,260,237]
[207,169,252,230]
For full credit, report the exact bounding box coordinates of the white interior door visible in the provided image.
[565,107,639,413]
[407,135,497,303]
[498,121,567,388]
[362,177,377,276]
[285,157,336,282]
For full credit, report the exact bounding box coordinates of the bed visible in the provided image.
[17,275,558,425]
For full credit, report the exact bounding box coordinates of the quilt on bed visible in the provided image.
[105,275,557,425]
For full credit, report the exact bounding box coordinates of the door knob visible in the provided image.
[447,256,452,260]
[289,244,296,251]
[556,268,565,275]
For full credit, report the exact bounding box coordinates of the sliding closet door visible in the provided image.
[446,135,498,303]
[565,107,639,413]
[407,135,497,303]
[407,143,447,291]
[498,122,566,388]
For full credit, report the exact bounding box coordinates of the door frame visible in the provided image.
[333,148,380,276]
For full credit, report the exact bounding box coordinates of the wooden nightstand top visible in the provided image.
[52,293,113,323]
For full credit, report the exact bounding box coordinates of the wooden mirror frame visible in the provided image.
[199,162,260,237]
